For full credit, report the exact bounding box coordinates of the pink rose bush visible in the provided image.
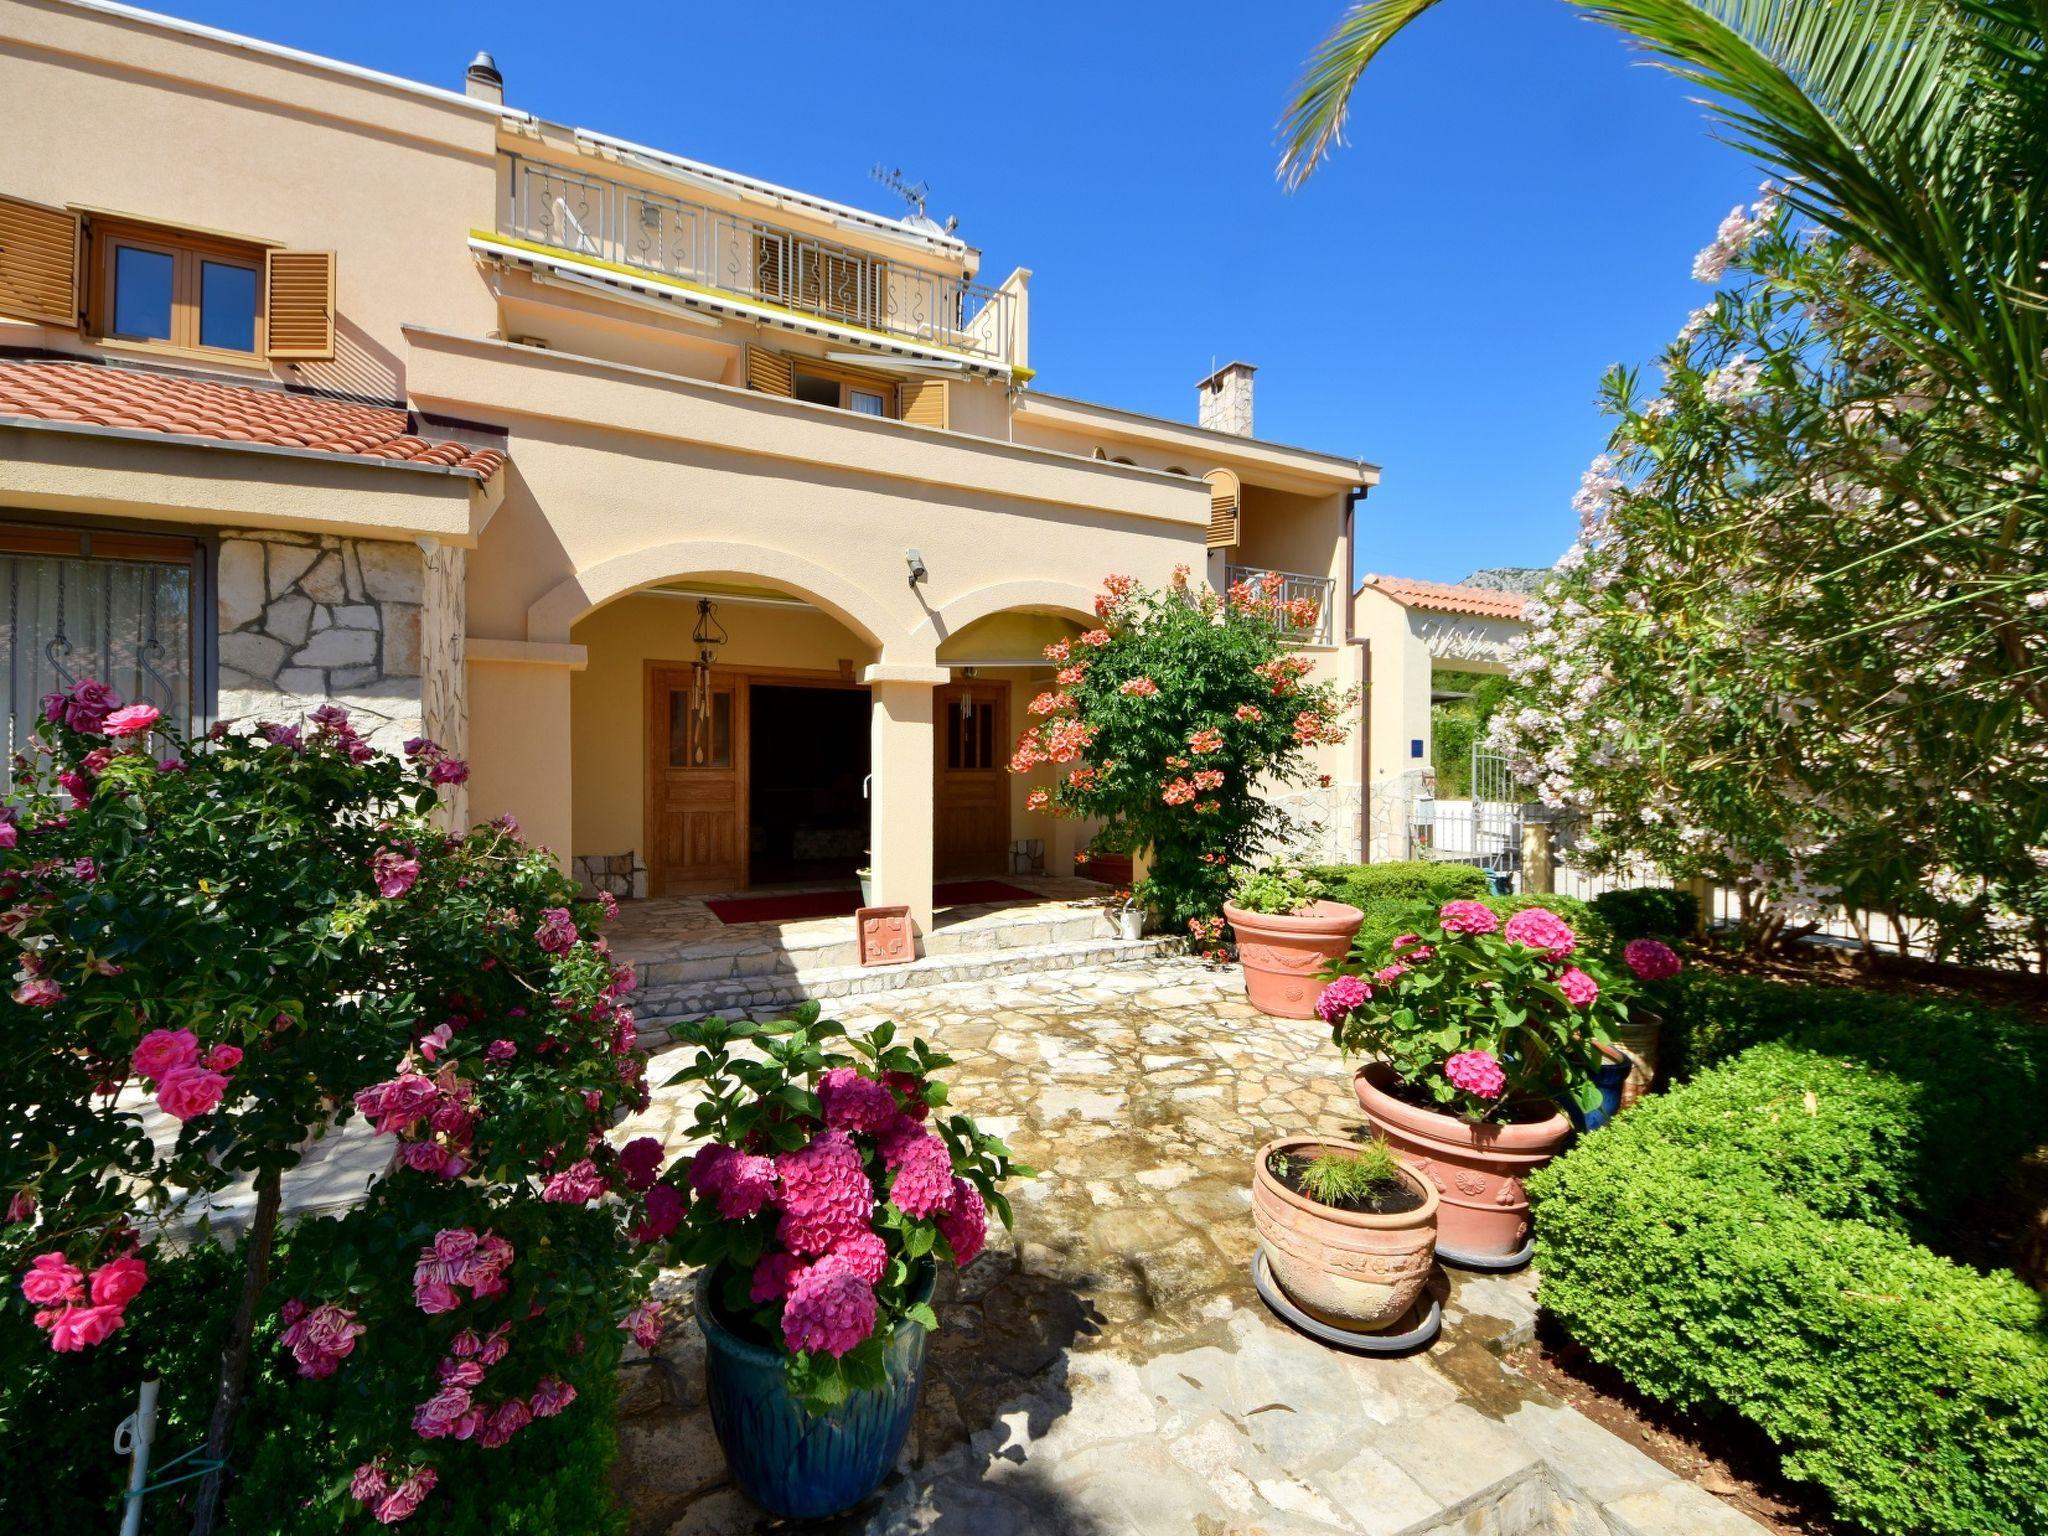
[1321,899,1633,1121]
[652,1008,1026,1411]
[3,681,660,1528]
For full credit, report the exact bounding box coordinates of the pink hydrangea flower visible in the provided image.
[937,1176,988,1267]
[820,1229,889,1286]
[886,1129,955,1219]
[131,1027,200,1082]
[1438,900,1499,935]
[775,1131,873,1255]
[1373,964,1409,987]
[631,1184,683,1244]
[1444,1050,1507,1100]
[20,1252,84,1307]
[622,1300,663,1350]
[1624,938,1683,981]
[691,1143,779,1222]
[817,1066,898,1134]
[1558,966,1600,1009]
[89,1256,148,1309]
[781,1261,878,1358]
[1315,975,1370,1025]
[541,1159,607,1205]
[1503,907,1577,958]
[534,907,578,954]
[371,849,421,899]
[99,703,160,737]
[1391,933,1436,961]
[155,1064,229,1121]
[751,1250,808,1303]
[618,1136,664,1192]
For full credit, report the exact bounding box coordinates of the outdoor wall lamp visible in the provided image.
[905,549,929,588]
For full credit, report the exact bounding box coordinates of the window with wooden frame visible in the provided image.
[0,194,334,362]
[788,361,896,419]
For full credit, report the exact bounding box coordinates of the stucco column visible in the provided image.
[865,665,947,941]
[419,540,468,829]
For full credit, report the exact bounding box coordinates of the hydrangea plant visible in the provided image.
[1318,901,1632,1121]
[654,1005,1027,1412]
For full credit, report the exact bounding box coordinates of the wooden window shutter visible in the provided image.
[898,378,950,430]
[0,194,82,326]
[265,250,335,360]
[753,235,786,302]
[746,346,793,397]
[1204,468,1241,550]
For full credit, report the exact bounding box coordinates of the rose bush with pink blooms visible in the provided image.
[655,1006,1027,1412]
[1320,900,1634,1121]
[2,681,657,1532]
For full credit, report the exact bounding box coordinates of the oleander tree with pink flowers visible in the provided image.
[1,681,660,1532]
[653,1005,1026,1412]
[1318,901,1634,1121]
[1010,569,1353,937]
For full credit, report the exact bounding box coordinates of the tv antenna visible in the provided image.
[871,165,960,234]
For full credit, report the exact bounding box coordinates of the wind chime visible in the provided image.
[688,597,728,765]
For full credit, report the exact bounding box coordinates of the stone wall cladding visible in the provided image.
[1262,782,1364,867]
[215,529,425,754]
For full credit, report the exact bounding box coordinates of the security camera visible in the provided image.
[905,549,929,587]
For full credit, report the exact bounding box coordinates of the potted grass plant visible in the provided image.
[651,1004,1028,1519]
[1251,1137,1437,1332]
[1222,862,1364,1018]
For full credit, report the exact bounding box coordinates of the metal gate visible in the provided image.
[1467,744,1524,887]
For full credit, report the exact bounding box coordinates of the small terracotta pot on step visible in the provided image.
[1251,1137,1438,1333]
[1611,1013,1661,1111]
[1353,1062,1570,1265]
[1223,899,1363,1019]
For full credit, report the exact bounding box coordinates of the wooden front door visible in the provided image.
[934,683,1008,879]
[647,667,746,894]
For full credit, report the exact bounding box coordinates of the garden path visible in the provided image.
[609,958,1765,1536]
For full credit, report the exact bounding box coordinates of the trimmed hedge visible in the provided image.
[1530,982,2048,1536]
[1589,886,1698,944]
[1304,860,1488,913]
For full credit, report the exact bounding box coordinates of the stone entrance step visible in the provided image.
[634,934,1180,1041]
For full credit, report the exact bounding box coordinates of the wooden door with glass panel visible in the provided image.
[647,667,746,894]
[934,683,1009,879]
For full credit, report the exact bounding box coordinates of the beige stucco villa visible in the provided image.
[0,0,1379,945]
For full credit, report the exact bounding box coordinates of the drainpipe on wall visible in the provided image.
[1344,484,1371,864]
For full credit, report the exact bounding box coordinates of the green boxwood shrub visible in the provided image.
[1530,988,2048,1536]
[1303,860,1489,913]
[1589,886,1698,943]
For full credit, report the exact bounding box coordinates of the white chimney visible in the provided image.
[464,51,503,105]
[1197,361,1256,437]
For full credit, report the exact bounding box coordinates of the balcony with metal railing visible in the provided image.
[498,155,1017,366]
[1225,564,1336,645]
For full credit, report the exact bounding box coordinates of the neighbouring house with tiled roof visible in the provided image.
[1354,574,1535,858]
[0,0,1378,943]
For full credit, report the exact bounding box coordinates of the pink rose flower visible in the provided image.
[438,1358,486,1388]
[477,1398,533,1449]
[99,703,160,737]
[12,977,63,1008]
[486,1039,517,1061]
[371,1467,437,1526]
[414,1282,461,1315]
[45,1303,125,1351]
[937,1176,988,1267]
[775,1132,873,1255]
[528,1377,577,1418]
[1315,975,1370,1025]
[541,1158,608,1205]
[371,849,421,899]
[1558,966,1600,1009]
[1503,907,1577,958]
[349,1464,390,1504]
[1444,1049,1507,1100]
[21,1252,84,1306]
[203,1044,244,1073]
[1624,938,1683,982]
[354,1072,440,1135]
[781,1261,878,1358]
[533,907,577,954]
[7,1191,35,1224]
[411,1385,474,1440]
[132,1027,201,1082]
[1438,900,1499,935]
[622,1299,663,1350]
[89,1255,148,1309]
[155,1064,229,1121]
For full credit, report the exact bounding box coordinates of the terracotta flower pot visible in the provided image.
[1611,1012,1661,1111]
[1352,1062,1571,1266]
[1252,1137,1438,1332]
[1223,899,1363,1019]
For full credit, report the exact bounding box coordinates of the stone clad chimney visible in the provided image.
[464,51,504,105]
[1196,361,1256,437]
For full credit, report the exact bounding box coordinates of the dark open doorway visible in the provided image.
[747,683,871,887]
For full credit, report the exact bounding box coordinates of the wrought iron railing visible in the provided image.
[500,155,1016,364]
[1224,564,1336,645]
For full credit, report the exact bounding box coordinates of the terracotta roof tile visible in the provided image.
[0,358,505,478]
[1359,575,1531,622]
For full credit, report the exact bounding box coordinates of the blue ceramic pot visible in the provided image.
[1563,1055,1631,1134]
[695,1261,935,1520]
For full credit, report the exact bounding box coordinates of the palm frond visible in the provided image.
[1277,0,1446,188]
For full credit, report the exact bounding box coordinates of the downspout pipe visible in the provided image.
[1344,484,1371,864]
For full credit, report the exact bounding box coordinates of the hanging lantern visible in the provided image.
[689,597,729,765]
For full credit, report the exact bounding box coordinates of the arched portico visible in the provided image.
[908,577,1100,656]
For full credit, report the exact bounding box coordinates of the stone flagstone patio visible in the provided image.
[607,958,1765,1536]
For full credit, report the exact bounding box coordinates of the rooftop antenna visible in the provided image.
[872,165,961,234]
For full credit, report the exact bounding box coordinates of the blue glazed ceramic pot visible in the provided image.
[1563,1055,1632,1133]
[695,1260,935,1520]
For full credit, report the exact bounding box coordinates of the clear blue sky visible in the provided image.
[143,1,1758,585]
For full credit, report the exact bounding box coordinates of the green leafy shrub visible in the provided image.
[1227,862,1327,917]
[1589,886,1698,945]
[1532,1095,2048,1536]
[1302,860,1488,914]
[1346,892,1610,973]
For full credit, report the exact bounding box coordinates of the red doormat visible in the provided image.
[704,881,1040,926]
